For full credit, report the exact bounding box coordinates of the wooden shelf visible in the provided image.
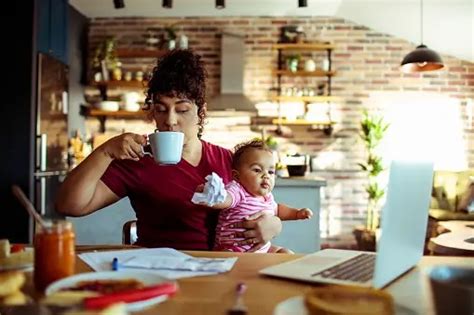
[80,105,146,132]
[90,80,148,89]
[270,96,338,103]
[271,118,334,126]
[272,69,336,77]
[273,43,335,50]
[84,108,145,118]
[116,49,168,58]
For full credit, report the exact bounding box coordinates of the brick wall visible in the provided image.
[85,16,474,237]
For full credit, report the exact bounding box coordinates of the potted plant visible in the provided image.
[91,37,121,81]
[164,24,177,49]
[353,109,389,251]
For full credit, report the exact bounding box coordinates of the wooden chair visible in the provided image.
[122,220,138,245]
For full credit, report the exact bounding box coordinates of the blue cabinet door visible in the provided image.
[50,0,68,64]
[37,0,51,55]
[37,0,68,64]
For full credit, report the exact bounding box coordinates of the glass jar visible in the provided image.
[34,220,75,291]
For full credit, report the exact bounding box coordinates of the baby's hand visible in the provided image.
[195,184,205,193]
[296,208,313,220]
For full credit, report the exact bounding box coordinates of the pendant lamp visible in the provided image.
[216,0,225,9]
[162,0,172,8]
[298,0,307,7]
[400,0,444,73]
[113,0,125,9]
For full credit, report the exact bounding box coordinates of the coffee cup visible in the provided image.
[429,265,474,315]
[143,131,184,164]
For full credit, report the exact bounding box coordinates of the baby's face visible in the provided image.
[234,148,275,197]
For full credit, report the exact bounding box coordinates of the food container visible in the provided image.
[34,220,75,291]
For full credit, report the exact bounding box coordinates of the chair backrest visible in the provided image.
[122,220,138,245]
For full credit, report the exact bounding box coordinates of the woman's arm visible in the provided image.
[55,133,146,217]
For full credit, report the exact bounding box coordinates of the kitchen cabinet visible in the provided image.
[83,49,166,131]
[272,43,337,135]
[80,105,146,133]
[272,176,326,253]
[90,48,166,96]
[37,0,69,64]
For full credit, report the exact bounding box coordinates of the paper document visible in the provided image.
[79,248,238,279]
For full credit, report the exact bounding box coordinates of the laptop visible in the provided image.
[260,160,434,288]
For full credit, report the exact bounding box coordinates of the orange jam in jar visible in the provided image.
[34,220,75,291]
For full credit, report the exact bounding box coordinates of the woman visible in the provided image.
[55,49,282,251]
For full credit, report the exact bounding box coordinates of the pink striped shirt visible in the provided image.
[214,180,277,253]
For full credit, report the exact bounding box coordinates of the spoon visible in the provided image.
[11,185,47,229]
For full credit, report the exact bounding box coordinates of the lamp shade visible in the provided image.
[400,44,444,73]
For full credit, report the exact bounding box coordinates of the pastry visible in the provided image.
[0,271,26,297]
[0,239,10,258]
[1,290,28,305]
[304,285,394,315]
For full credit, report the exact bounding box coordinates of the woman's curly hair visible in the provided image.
[143,49,207,138]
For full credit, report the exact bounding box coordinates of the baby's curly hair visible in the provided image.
[232,139,273,169]
[143,49,207,138]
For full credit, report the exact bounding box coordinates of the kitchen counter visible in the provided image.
[272,173,326,253]
[275,173,327,187]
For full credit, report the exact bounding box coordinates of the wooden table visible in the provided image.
[428,220,474,256]
[64,246,473,315]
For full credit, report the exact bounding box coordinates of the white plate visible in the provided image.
[0,248,34,272]
[45,270,174,312]
[273,296,308,315]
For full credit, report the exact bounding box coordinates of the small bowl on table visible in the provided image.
[286,164,307,177]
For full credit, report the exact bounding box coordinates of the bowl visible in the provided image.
[97,101,119,111]
[286,164,307,177]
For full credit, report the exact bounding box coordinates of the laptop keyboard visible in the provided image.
[311,253,376,283]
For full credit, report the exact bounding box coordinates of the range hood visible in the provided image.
[207,32,256,114]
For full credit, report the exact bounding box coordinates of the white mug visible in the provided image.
[143,131,184,165]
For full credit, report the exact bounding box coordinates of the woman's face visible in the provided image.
[151,94,202,145]
[233,148,276,197]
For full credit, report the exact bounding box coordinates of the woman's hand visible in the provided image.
[232,212,282,252]
[101,133,147,161]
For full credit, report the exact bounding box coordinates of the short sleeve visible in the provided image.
[225,180,246,209]
[266,193,278,215]
[100,160,131,198]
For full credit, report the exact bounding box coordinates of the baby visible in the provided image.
[192,139,312,253]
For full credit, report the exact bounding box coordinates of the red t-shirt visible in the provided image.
[101,141,233,250]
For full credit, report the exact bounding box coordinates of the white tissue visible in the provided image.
[191,172,227,207]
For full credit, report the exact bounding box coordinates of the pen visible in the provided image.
[112,257,119,271]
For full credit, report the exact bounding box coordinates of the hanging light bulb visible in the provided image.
[400,0,444,72]
[162,0,172,8]
[216,0,225,9]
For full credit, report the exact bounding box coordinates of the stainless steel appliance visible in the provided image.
[33,53,69,231]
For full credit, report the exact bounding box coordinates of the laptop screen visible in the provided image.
[373,160,434,288]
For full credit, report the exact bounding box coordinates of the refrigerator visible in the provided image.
[32,52,69,239]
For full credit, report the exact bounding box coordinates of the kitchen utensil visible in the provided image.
[227,282,247,315]
[11,185,47,229]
